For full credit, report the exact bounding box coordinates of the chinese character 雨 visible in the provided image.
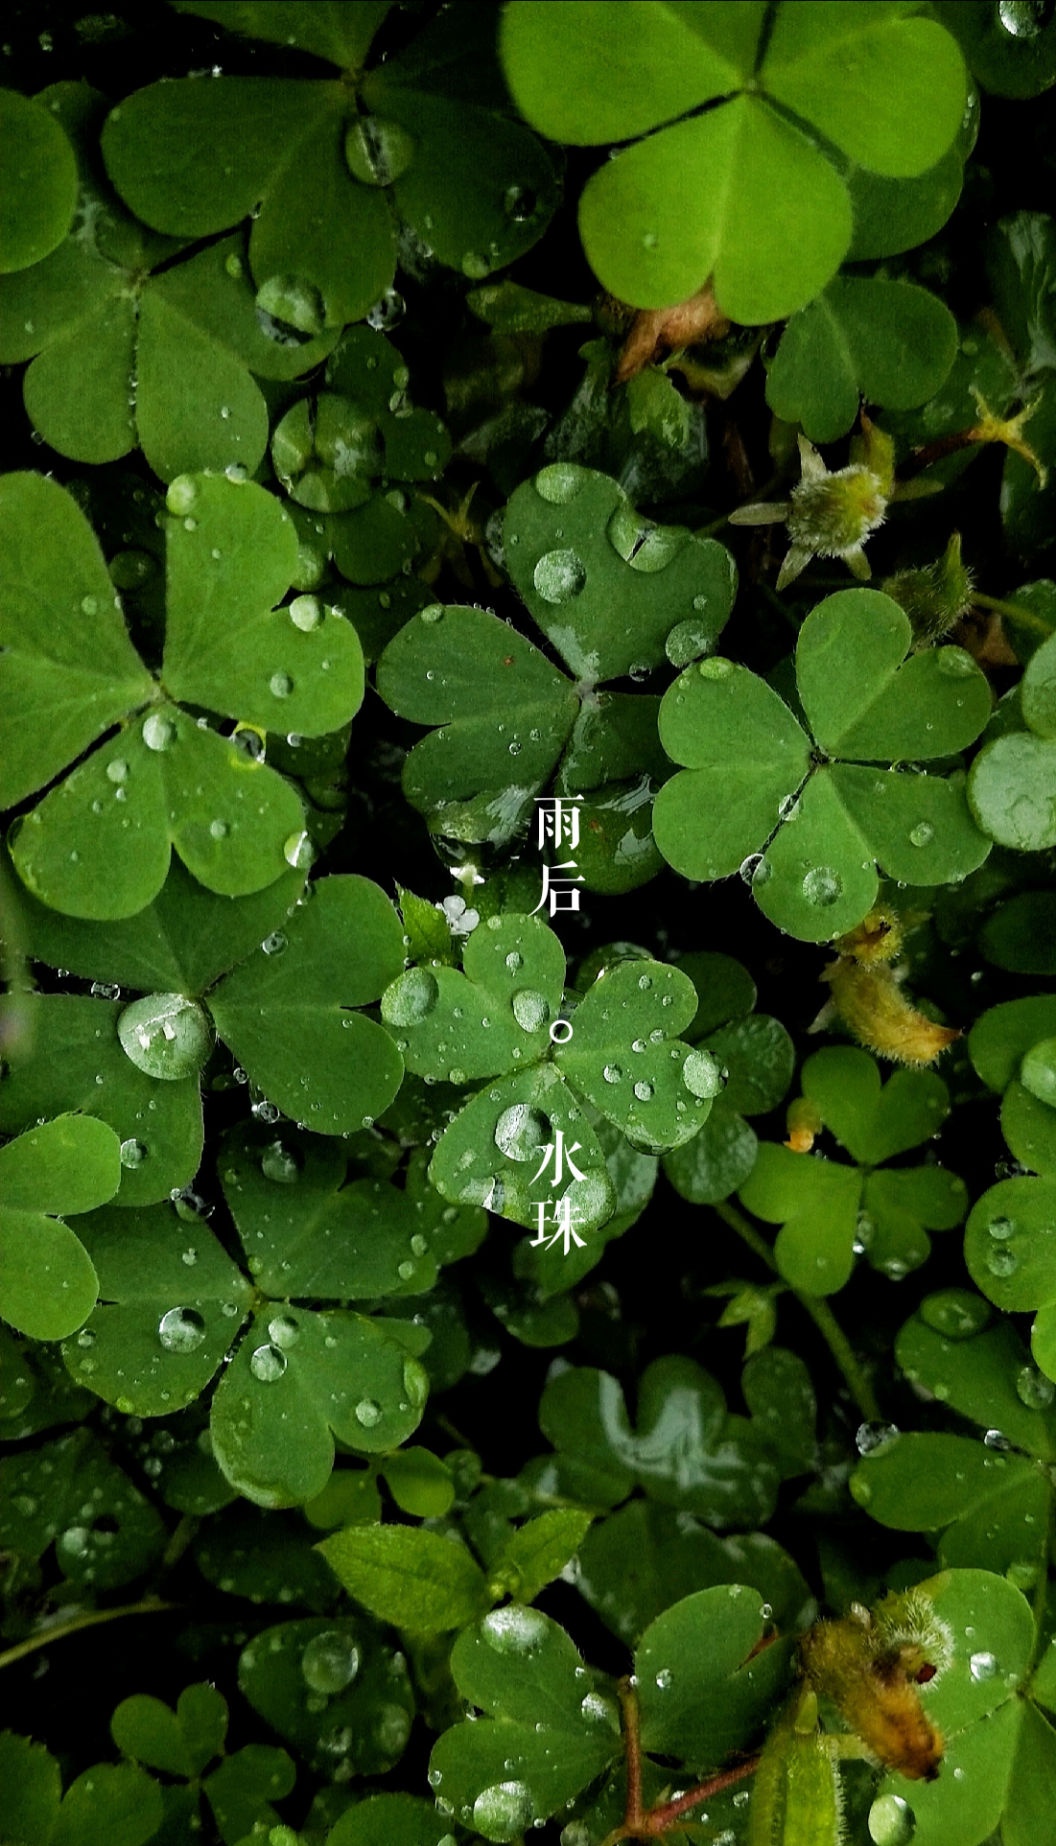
[535,795,583,855]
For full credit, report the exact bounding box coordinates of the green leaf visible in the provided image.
[939,0,1056,99]
[576,1500,813,1647]
[50,1763,164,1846]
[635,1585,792,1768]
[969,731,1056,850]
[0,993,204,1206]
[503,464,736,684]
[0,1114,119,1339]
[61,1200,252,1416]
[965,1176,1056,1380]
[579,94,852,323]
[0,1427,166,1591]
[175,1,392,70]
[327,1794,458,1846]
[238,1616,413,1778]
[0,472,154,808]
[767,277,959,443]
[489,1509,594,1603]
[763,3,967,178]
[539,1355,781,1527]
[0,88,78,272]
[210,876,405,1134]
[377,603,579,848]
[431,1605,621,1840]
[317,1525,490,1632]
[211,1309,428,1506]
[0,1732,61,1845]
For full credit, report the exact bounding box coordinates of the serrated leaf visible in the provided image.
[317,1525,489,1631]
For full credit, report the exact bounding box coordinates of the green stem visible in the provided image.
[0,1598,178,1672]
[714,1201,882,1423]
[973,591,1051,634]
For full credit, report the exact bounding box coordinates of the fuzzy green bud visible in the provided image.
[883,533,974,645]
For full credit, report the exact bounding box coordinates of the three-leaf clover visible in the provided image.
[738,1047,968,1294]
[653,588,992,941]
[380,913,727,1239]
[1,469,364,918]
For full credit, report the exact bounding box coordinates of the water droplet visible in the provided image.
[739,852,765,885]
[461,250,490,280]
[473,1782,536,1837]
[909,820,935,848]
[986,1245,1019,1278]
[268,1313,300,1349]
[225,252,243,278]
[366,286,405,331]
[533,548,587,604]
[250,1343,287,1383]
[681,1049,726,1099]
[969,1650,998,1681]
[157,1306,207,1352]
[868,1793,915,1846]
[118,992,212,1080]
[262,930,288,956]
[654,1668,672,1690]
[344,114,415,186]
[855,1421,900,1456]
[209,818,230,840]
[355,1397,382,1427]
[698,656,734,679]
[119,1137,146,1169]
[1015,1364,1054,1409]
[289,593,323,632]
[512,988,549,1032]
[802,865,843,907]
[920,1290,990,1339]
[301,1629,360,1694]
[142,711,176,751]
[166,476,198,516]
[481,1606,548,1655]
[533,462,584,505]
[383,967,440,1026]
[270,670,294,699]
[503,182,537,222]
[633,1080,654,1102]
[603,1064,622,1084]
[988,1215,1016,1239]
[1020,1037,1056,1108]
[283,830,314,870]
[936,646,976,676]
[261,1139,301,1184]
[494,1103,547,1162]
[106,758,129,784]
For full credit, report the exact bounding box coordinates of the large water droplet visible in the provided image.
[512,988,549,1033]
[269,670,294,699]
[802,865,843,907]
[142,711,176,751]
[261,1140,301,1184]
[681,1048,726,1099]
[117,993,212,1080]
[969,1649,999,1681]
[698,656,733,680]
[533,548,586,604]
[909,820,935,848]
[250,1343,287,1383]
[855,1421,900,1456]
[283,830,314,870]
[1020,1036,1056,1108]
[344,114,415,186]
[158,1306,206,1353]
[533,462,584,505]
[1015,1364,1055,1409]
[301,1629,360,1694]
[119,1137,146,1168]
[481,1605,548,1655]
[268,1313,300,1349]
[493,1103,547,1162]
[289,594,323,632]
[920,1290,990,1339]
[383,967,440,1026]
[166,476,198,516]
[472,1781,536,1839]
[868,1793,915,1846]
[355,1398,382,1428]
[986,1246,1019,1278]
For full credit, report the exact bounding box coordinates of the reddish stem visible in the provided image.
[605,1675,761,1843]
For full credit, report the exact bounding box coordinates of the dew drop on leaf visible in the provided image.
[493,1103,547,1162]
[269,671,294,699]
[284,831,314,871]
[142,711,176,751]
[289,594,323,632]
[157,1306,207,1352]
[117,993,212,1080]
[1015,1364,1054,1408]
[533,548,587,604]
[355,1397,382,1428]
[801,865,843,907]
[969,1650,999,1680]
[909,821,935,848]
[868,1794,915,1846]
[268,1313,300,1349]
[681,1049,726,1099]
[512,989,549,1032]
[855,1421,900,1456]
[249,1343,287,1383]
[119,1137,147,1168]
[481,1605,547,1655]
[301,1629,360,1694]
[383,967,440,1026]
[261,931,288,956]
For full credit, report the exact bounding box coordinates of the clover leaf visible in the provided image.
[654,588,992,941]
[2,470,366,918]
[662,951,795,1206]
[238,1617,414,1779]
[501,0,966,320]
[112,1684,295,1844]
[60,1132,444,1505]
[0,1426,166,1591]
[852,1299,1055,1582]
[0,86,78,272]
[965,1175,1056,1385]
[0,1735,162,1846]
[377,462,734,887]
[766,276,959,443]
[0,85,336,479]
[382,915,724,1239]
[970,631,1056,849]
[0,1114,121,1339]
[738,1047,968,1294]
[1,872,404,1205]
[427,1606,621,1842]
[969,994,1056,1177]
[537,1354,784,1528]
[102,3,559,331]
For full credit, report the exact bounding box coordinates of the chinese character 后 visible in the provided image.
[535,795,583,855]
[530,860,584,918]
[531,1128,587,1186]
[529,1198,586,1253]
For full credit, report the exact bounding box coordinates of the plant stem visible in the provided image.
[601,1677,760,1844]
[714,1201,881,1423]
[0,1597,178,1672]
[973,591,1052,634]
